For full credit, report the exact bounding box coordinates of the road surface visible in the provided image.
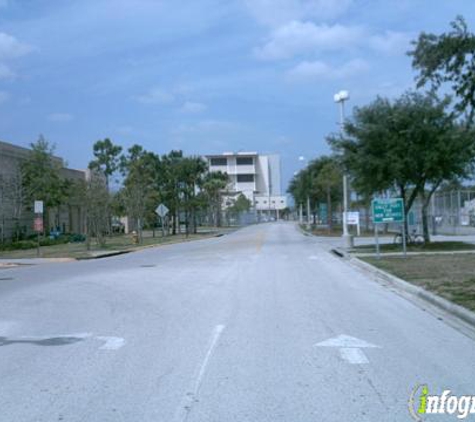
[0,223,473,421]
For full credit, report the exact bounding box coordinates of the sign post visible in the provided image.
[372,198,405,258]
[155,203,169,237]
[34,200,44,257]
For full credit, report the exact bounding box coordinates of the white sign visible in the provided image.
[155,203,169,218]
[346,211,359,225]
[34,200,44,214]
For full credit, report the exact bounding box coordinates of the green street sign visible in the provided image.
[372,198,404,224]
[319,203,328,221]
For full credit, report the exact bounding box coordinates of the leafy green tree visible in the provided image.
[201,171,228,227]
[409,16,475,125]
[88,138,123,190]
[226,193,251,225]
[330,91,475,241]
[287,155,342,226]
[120,145,160,242]
[21,135,64,233]
[158,150,185,235]
[176,156,208,235]
[314,157,342,229]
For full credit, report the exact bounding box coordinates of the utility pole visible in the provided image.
[307,196,311,228]
[334,90,354,249]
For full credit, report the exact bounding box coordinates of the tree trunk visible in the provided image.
[327,186,332,231]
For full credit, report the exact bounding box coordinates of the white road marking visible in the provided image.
[308,255,319,260]
[315,334,381,365]
[339,347,369,364]
[95,336,126,350]
[174,324,225,422]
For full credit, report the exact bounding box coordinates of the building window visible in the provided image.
[236,157,253,165]
[237,174,254,183]
[210,157,227,166]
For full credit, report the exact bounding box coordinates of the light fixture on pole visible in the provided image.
[334,90,354,248]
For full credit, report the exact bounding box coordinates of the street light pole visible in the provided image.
[334,90,354,249]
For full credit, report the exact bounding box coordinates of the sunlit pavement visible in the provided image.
[0,222,473,421]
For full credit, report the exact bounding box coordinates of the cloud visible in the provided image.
[0,32,32,60]
[245,0,353,26]
[0,91,9,104]
[48,113,74,122]
[254,21,364,60]
[369,31,413,55]
[135,87,175,104]
[179,101,207,114]
[287,58,369,81]
[0,63,15,79]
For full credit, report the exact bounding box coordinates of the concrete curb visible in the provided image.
[348,255,475,329]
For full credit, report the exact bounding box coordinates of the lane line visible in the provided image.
[173,324,225,422]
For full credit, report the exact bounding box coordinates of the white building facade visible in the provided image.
[205,152,287,218]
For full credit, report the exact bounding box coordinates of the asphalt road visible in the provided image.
[0,223,473,421]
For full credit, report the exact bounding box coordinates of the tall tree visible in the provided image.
[201,171,228,227]
[120,145,160,242]
[409,16,475,125]
[330,91,475,242]
[88,138,122,190]
[21,135,63,233]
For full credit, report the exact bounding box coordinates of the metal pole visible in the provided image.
[375,224,380,259]
[338,99,353,248]
[402,224,407,258]
[299,203,303,224]
[307,196,311,228]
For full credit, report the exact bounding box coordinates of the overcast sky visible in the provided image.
[0,0,474,189]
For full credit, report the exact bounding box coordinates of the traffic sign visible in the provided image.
[155,203,169,218]
[372,198,404,224]
[34,217,43,232]
[346,211,360,225]
[34,200,44,214]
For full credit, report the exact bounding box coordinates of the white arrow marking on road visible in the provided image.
[315,335,381,365]
[95,336,126,350]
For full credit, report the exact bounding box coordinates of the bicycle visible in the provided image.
[393,229,425,246]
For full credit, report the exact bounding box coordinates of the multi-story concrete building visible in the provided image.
[0,140,86,240]
[205,151,287,218]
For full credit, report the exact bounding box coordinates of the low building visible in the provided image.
[205,151,287,219]
[0,140,86,240]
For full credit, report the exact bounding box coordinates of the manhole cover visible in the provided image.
[0,277,14,281]
[140,265,156,268]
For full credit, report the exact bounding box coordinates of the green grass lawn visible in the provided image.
[362,254,475,312]
[353,241,475,253]
[0,228,231,260]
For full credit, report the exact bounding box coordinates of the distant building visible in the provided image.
[205,151,287,218]
[0,140,86,240]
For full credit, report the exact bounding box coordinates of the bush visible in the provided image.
[0,240,37,251]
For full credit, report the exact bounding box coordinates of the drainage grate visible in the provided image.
[140,265,157,268]
[0,277,14,281]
